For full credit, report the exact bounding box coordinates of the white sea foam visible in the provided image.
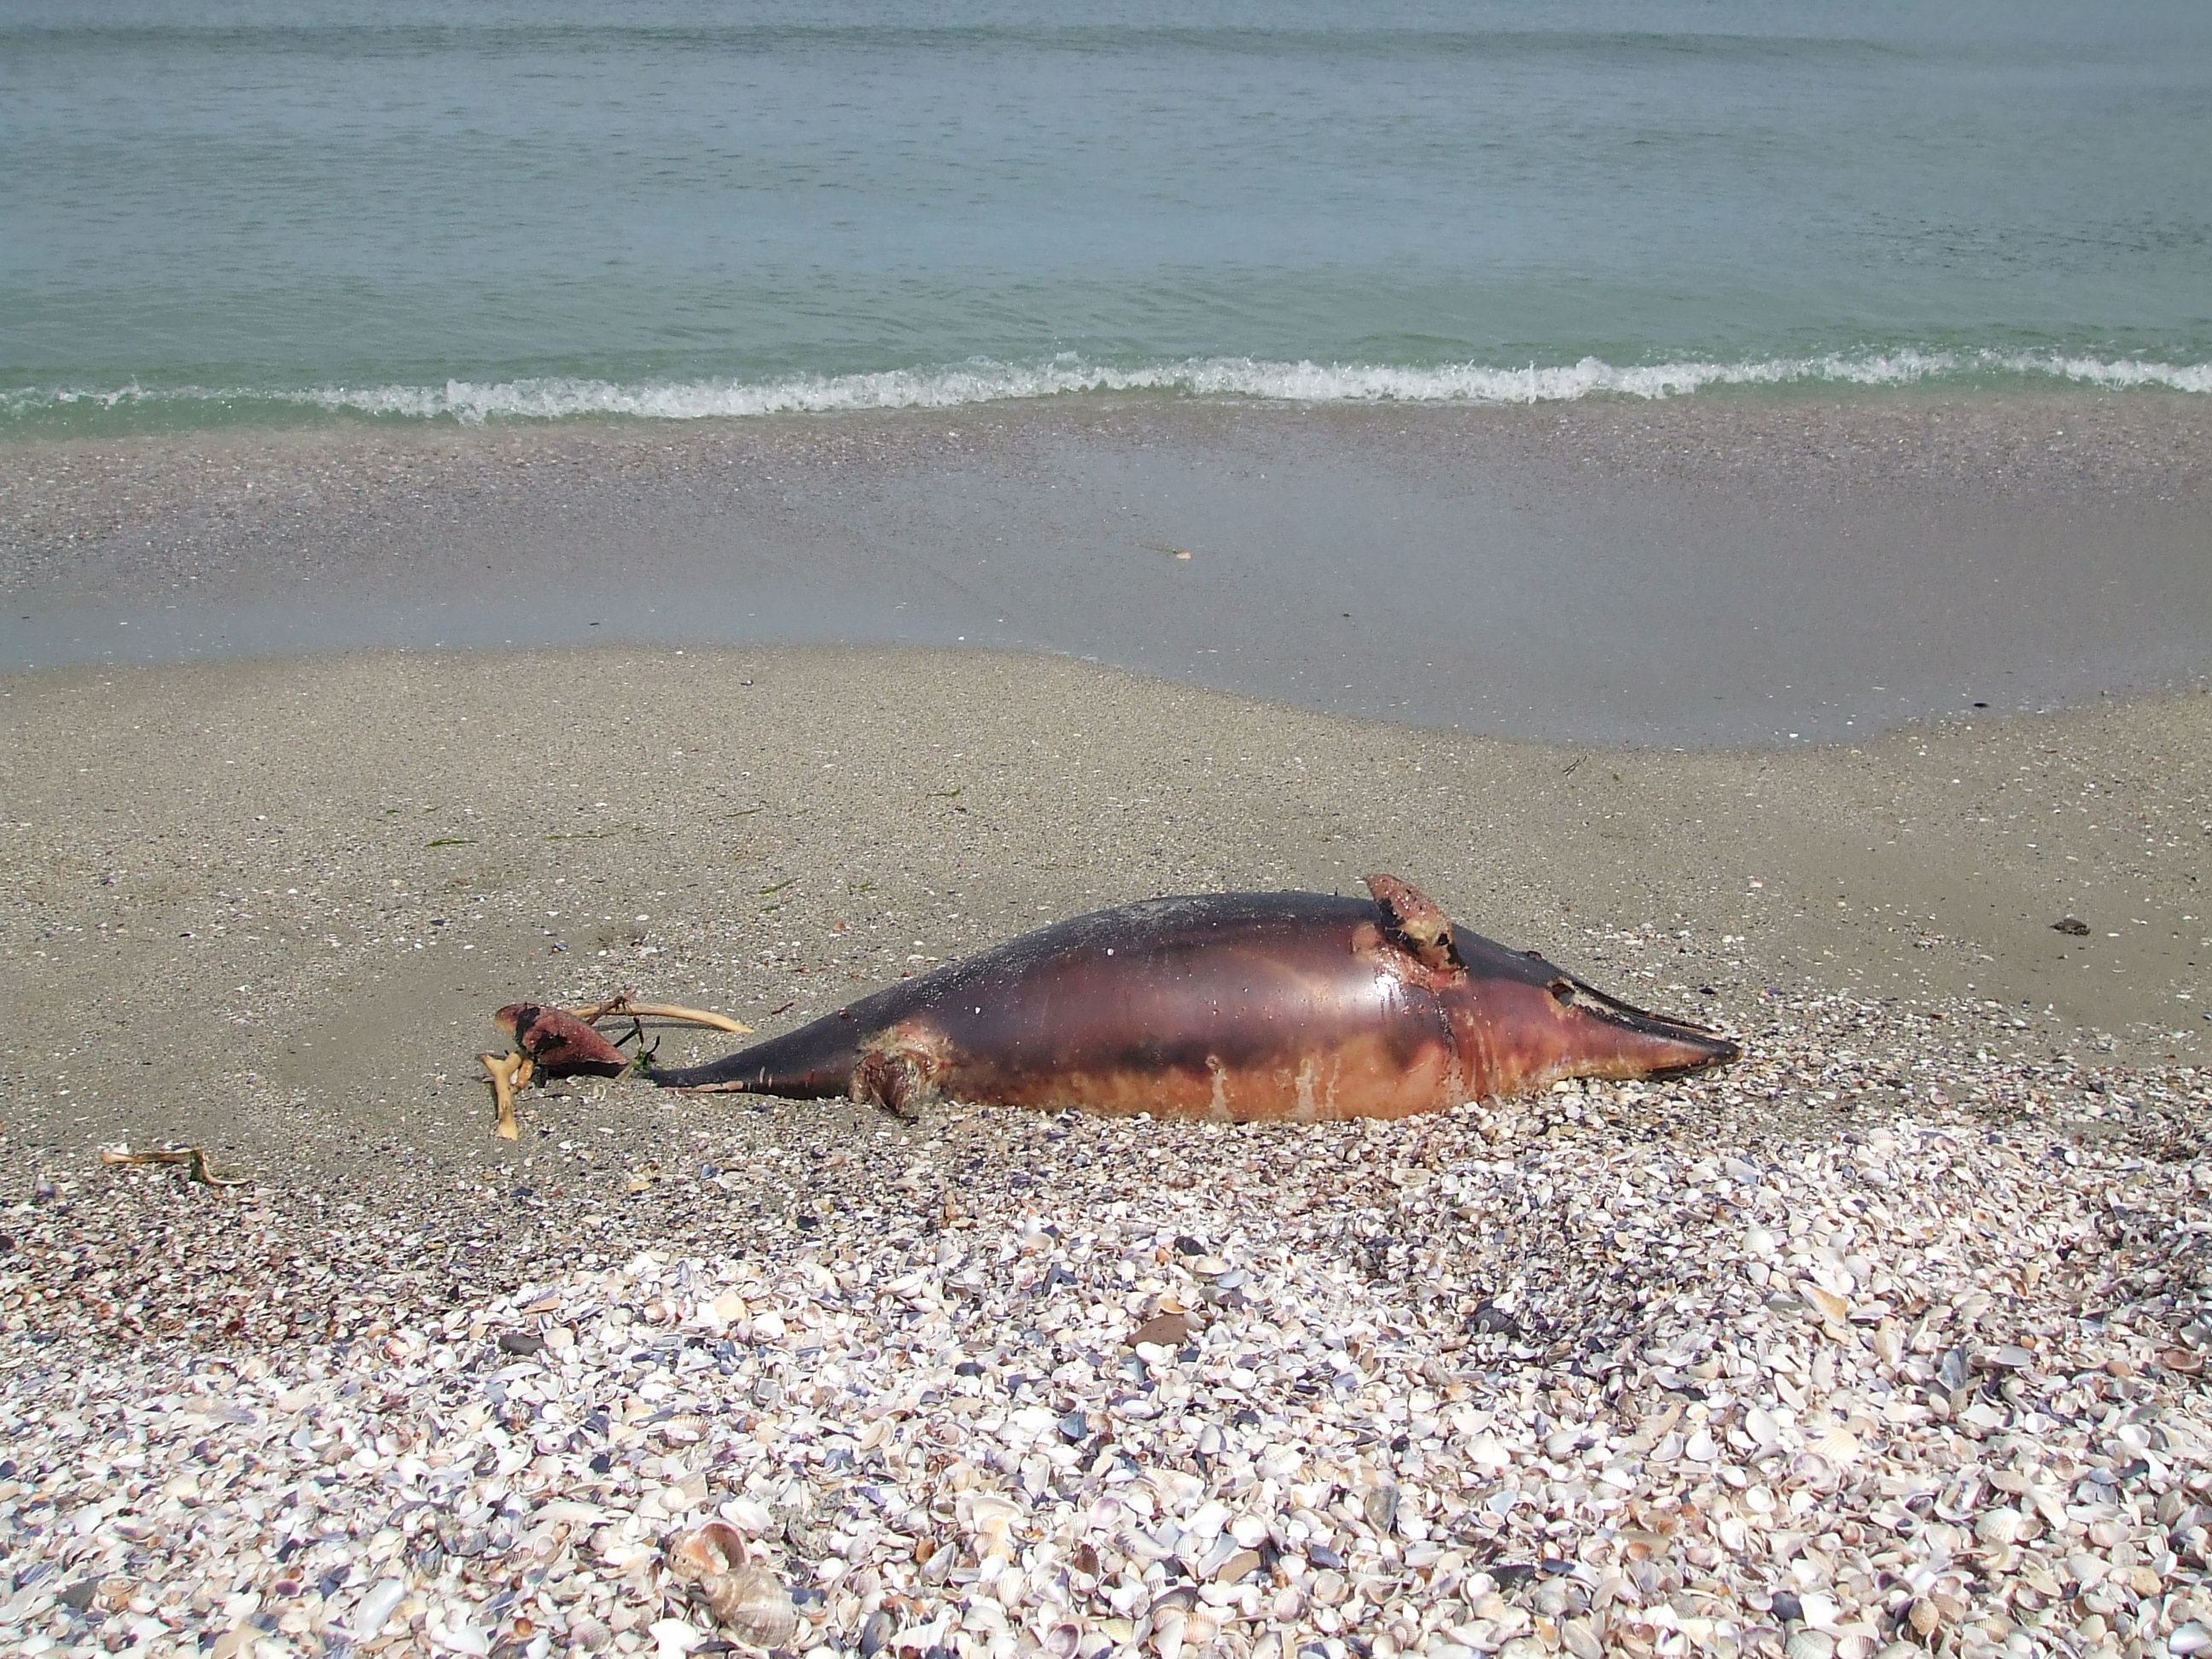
[10,349,2210,425]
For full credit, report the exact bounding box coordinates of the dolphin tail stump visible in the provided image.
[480,992,754,1139]
[651,875,1738,1122]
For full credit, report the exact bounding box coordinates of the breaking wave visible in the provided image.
[9,348,2211,427]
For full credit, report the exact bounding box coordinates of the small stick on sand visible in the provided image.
[100,1144,251,1189]
[480,1050,534,1140]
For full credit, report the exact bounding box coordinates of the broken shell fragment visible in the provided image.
[1127,1310,1196,1348]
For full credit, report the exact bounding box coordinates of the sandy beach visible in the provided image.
[3,405,2210,1659]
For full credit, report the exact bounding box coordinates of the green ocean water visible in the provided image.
[4,0,2209,434]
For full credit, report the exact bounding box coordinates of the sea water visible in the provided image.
[3,0,2209,435]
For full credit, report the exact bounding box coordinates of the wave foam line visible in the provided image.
[10,348,2210,423]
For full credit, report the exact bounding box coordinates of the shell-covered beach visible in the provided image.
[3,1003,2209,1659]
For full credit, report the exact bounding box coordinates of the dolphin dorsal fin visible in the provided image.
[1363,874,1465,975]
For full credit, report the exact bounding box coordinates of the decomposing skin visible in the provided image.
[494,1003,633,1076]
[653,875,1739,1121]
[482,994,749,1138]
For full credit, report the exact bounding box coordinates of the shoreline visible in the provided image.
[3,391,2209,748]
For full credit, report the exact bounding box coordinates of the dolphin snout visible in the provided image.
[1558,977,1740,1080]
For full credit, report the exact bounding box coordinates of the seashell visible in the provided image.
[649,1617,707,1656]
[1361,1483,1401,1534]
[1972,1508,2021,1547]
[705,1563,797,1649]
[1213,1547,1265,1584]
[667,1520,750,1580]
[1871,1319,1905,1366]
[350,1578,408,1641]
[2064,1550,2108,1586]
[664,1518,782,1639]
[1808,1427,1860,1464]
[661,1413,707,1444]
[1801,1284,1849,1324]
[960,1492,1022,1541]
[1790,1452,1836,1486]
[718,1498,776,1536]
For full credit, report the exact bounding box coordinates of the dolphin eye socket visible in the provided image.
[1549,979,1576,1004]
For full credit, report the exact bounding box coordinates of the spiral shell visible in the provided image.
[667,1519,748,1580]
[666,1522,798,1649]
[707,1563,798,1650]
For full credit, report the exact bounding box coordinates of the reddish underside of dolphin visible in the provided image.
[650,876,1738,1122]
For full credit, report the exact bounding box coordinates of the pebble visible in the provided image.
[2,989,2209,1658]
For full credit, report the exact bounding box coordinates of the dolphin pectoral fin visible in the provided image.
[1362,873,1466,977]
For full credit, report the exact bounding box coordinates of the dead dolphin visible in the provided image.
[650,875,1737,1121]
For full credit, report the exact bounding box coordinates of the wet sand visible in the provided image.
[3,393,2209,746]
